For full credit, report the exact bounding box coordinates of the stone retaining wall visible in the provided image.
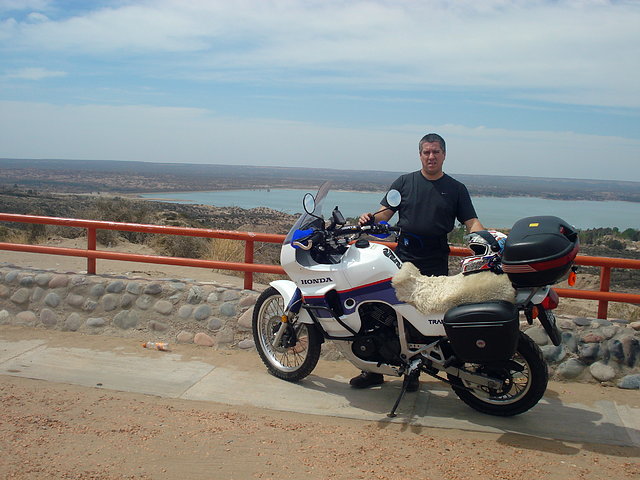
[1,264,638,389]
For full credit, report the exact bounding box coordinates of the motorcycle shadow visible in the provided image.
[299,375,639,449]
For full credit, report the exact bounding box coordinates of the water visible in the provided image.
[139,189,640,230]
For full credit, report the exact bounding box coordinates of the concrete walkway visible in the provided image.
[1,326,638,448]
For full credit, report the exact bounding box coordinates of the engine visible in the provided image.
[351,302,401,365]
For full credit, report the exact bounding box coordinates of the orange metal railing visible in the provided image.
[1,212,639,319]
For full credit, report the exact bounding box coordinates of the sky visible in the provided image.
[1,0,639,182]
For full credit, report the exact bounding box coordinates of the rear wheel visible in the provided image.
[252,287,322,382]
[448,332,548,416]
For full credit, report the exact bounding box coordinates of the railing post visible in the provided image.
[597,266,611,319]
[244,239,254,290]
[87,227,97,275]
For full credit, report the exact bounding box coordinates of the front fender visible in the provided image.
[269,279,314,324]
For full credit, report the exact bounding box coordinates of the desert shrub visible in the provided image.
[602,237,625,250]
[150,235,209,259]
[204,237,286,285]
[81,197,156,245]
[208,237,244,263]
[0,226,29,243]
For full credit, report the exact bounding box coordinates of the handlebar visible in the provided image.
[292,223,399,250]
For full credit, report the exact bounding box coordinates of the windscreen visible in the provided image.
[283,181,331,244]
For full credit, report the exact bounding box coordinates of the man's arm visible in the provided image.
[359,205,394,225]
[464,217,485,233]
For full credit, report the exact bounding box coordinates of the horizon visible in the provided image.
[1,1,639,182]
[3,157,640,186]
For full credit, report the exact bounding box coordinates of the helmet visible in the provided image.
[465,230,507,256]
[461,253,501,275]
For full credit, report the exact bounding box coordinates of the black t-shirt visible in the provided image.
[381,171,477,237]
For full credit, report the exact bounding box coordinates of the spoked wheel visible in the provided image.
[252,287,322,382]
[448,332,548,416]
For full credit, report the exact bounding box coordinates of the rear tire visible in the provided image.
[448,332,548,416]
[252,287,322,382]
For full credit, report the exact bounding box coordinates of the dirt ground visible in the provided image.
[1,337,639,480]
[1,245,639,479]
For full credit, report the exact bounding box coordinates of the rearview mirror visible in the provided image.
[303,193,315,214]
[386,189,401,208]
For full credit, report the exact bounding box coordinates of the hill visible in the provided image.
[1,158,639,202]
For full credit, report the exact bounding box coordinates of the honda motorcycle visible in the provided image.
[252,182,579,417]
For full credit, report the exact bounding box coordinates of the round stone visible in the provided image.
[126,282,143,295]
[135,295,154,310]
[577,343,600,364]
[524,326,549,346]
[153,300,173,315]
[106,280,126,293]
[219,302,237,317]
[207,317,223,331]
[178,305,193,319]
[194,332,215,347]
[193,304,212,321]
[102,294,119,311]
[113,310,139,329]
[237,339,255,350]
[10,288,31,305]
[40,308,57,327]
[222,290,240,302]
[86,317,106,328]
[589,361,616,382]
[44,292,61,308]
[556,358,586,379]
[48,274,69,288]
[14,311,37,326]
[19,276,35,287]
[66,294,85,307]
[35,273,53,287]
[120,294,135,308]
[144,283,163,295]
[618,374,640,389]
[149,320,169,332]
[65,313,83,331]
[176,331,194,343]
[89,284,106,298]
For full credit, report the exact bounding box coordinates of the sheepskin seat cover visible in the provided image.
[392,262,516,314]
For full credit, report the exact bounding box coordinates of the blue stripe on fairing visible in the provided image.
[303,278,401,318]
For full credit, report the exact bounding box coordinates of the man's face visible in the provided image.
[419,141,446,179]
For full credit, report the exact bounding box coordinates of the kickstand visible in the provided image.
[387,373,416,418]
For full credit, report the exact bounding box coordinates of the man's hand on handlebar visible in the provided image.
[358,212,375,226]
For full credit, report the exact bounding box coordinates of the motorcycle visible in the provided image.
[252,182,579,417]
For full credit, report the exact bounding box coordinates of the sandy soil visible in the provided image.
[1,331,639,480]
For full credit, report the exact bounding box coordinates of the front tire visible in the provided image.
[448,332,548,416]
[252,287,322,382]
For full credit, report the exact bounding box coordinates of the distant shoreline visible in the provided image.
[128,187,640,204]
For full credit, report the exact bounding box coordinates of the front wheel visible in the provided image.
[252,286,322,382]
[448,332,548,416]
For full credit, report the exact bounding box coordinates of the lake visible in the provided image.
[139,189,640,230]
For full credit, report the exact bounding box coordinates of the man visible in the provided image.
[350,132,485,391]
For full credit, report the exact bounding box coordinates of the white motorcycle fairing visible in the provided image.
[278,239,447,339]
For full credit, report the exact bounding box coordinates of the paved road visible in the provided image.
[1,326,638,448]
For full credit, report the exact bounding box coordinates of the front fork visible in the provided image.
[273,287,304,348]
[273,314,298,348]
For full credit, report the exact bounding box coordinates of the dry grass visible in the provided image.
[206,237,285,285]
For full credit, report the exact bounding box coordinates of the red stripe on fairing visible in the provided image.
[503,245,579,273]
[303,277,393,299]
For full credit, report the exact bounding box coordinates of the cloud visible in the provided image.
[1,100,638,182]
[1,0,638,107]
[3,67,66,80]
